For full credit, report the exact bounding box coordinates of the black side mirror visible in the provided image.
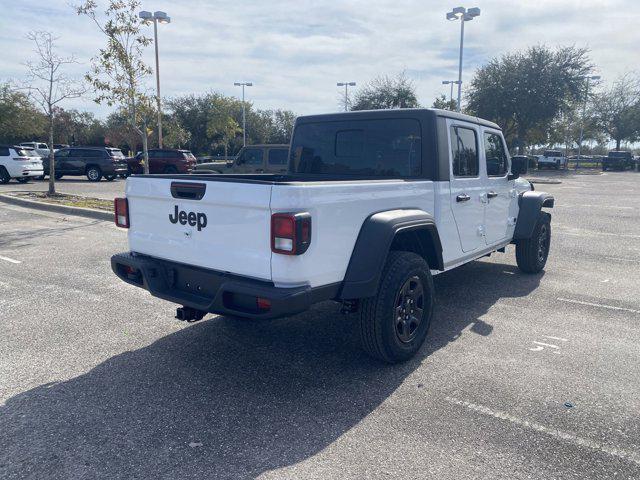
[509,156,528,180]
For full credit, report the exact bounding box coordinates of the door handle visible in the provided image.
[456,194,471,202]
[487,191,498,199]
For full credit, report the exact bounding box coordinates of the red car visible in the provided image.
[127,148,197,175]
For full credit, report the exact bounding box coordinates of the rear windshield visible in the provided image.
[543,150,563,157]
[13,147,33,157]
[107,149,125,158]
[290,119,422,177]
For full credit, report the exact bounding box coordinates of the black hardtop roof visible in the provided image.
[295,108,501,130]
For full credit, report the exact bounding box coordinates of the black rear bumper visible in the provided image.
[111,252,340,319]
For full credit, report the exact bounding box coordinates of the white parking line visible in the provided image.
[604,255,640,264]
[446,397,640,466]
[542,335,568,342]
[558,298,640,315]
[532,341,560,349]
[0,255,21,264]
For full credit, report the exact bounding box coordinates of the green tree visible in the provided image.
[0,83,46,144]
[432,94,457,111]
[466,45,592,150]
[162,115,191,149]
[351,73,419,111]
[76,0,153,173]
[53,107,105,146]
[592,74,640,150]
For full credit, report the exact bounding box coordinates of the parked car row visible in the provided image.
[194,145,289,174]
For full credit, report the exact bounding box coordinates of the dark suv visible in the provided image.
[602,151,633,171]
[126,148,197,175]
[43,147,128,181]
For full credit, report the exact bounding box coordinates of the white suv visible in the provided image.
[0,145,44,184]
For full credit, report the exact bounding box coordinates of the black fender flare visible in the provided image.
[513,191,554,240]
[339,209,444,300]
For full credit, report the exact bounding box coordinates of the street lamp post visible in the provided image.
[446,6,480,112]
[337,82,356,111]
[139,10,171,148]
[234,82,253,147]
[576,74,601,169]
[442,80,461,104]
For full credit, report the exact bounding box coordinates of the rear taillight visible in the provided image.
[271,212,311,255]
[114,197,129,228]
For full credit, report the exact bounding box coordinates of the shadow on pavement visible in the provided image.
[0,259,541,479]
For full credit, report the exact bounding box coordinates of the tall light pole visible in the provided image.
[576,74,601,169]
[234,82,253,147]
[337,82,356,111]
[139,10,171,148]
[442,80,461,104]
[446,6,480,112]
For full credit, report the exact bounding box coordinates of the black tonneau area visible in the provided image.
[130,173,416,184]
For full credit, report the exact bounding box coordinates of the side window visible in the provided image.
[0,147,9,156]
[484,132,508,177]
[268,149,288,165]
[55,149,70,158]
[450,126,478,177]
[69,149,84,157]
[244,149,263,165]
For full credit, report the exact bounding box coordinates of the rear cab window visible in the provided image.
[450,126,478,177]
[290,118,421,177]
[483,132,508,177]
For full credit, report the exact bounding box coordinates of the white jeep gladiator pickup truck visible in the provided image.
[112,109,554,363]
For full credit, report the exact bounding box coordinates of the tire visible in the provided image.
[358,251,434,364]
[516,212,551,274]
[163,165,178,174]
[54,172,64,180]
[0,167,10,184]
[86,166,102,182]
[16,177,29,184]
[105,175,116,182]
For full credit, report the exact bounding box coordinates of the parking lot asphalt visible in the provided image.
[1,171,639,479]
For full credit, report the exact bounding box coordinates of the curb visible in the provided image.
[527,178,562,185]
[0,193,113,222]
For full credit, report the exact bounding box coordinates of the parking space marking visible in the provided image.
[532,341,560,349]
[445,397,640,466]
[603,255,640,264]
[0,255,21,264]
[558,298,640,315]
[542,335,568,342]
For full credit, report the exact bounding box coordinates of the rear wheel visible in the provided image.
[0,167,10,184]
[105,175,116,182]
[86,166,102,182]
[16,177,29,184]
[358,251,434,363]
[163,165,178,174]
[516,212,551,274]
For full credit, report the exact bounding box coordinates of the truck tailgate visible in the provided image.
[126,177,273,281]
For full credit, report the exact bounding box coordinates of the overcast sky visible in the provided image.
[1,0,638,118]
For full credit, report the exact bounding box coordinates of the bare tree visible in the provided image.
[75,0,153,174]
[23,31,85,195]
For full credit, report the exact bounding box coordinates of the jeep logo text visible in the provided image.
[169,205,207,231]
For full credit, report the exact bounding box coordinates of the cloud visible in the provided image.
[1,0,638,118]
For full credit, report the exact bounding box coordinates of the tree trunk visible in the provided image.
[48,111,56,196]
[615,138,621,150]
